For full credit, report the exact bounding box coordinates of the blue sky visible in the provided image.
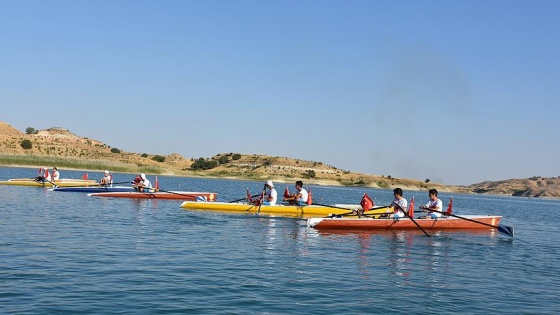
[1,0,558,185]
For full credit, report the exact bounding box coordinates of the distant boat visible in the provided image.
[88,191,218,201]
[7,178,95,182]
[52,186,135,193]
[0,178,98,187]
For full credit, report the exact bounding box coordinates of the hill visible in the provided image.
[1,121,559,198]
[0,122,457,192]
[468,177,560,198]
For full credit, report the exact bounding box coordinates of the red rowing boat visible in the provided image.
[307,215,502,231]
[87,191,217,201]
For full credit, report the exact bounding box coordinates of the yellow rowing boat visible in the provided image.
[180,201,393,218]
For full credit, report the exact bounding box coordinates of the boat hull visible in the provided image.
[8,178,95,183]
[0,179,98,187]
[52,186,135,193]
[180,201,393,218]
[88,191,217,201]
[307,215,502,231]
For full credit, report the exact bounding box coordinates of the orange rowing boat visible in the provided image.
[307,215,502,231]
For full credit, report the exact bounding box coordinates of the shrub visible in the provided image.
[190,158,219,170]
[110,148,121,153]
[425,179,431,183]
[218,156,229,164]
[141,153,148,158]
[305,169,316,178]
[152,155,166,162]
[25,127,36,135]
[232,153,241,160]
[20,139,32,149]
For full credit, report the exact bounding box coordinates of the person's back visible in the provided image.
[44,168,52,182]
[139,173,152,192]
[143,178,152,189]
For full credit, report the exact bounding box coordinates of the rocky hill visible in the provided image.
[0,122,192,171]
[468,177,560,198]
[1,121,559,198]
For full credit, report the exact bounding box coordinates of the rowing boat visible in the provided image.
[0,179,98,187]
[7,178,95,183]
[179,201,393,218]
[88,191,218,201]
[52,186,135,193]
[307,215,502,231]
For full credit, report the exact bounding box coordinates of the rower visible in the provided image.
[99,170,112,186]
[282,180,308,206]
[262,180,277,205]
[419,189,443,219]
[133,173,152,192]
[51,167,60,181]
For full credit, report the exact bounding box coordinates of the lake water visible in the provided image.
[1,167,559,314]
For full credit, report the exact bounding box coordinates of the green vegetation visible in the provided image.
[218,156,229,164]
[20,139,32,150]
[25,127,39,134]
[152,155,166,162]
[232,153,241,160]
[141,153,148,158]
[376,180,390,188]
[0,154,166,174]
[110,148,121,153]
[190,157,218,170]
[304,169,316,179]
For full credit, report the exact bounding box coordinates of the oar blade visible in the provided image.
[497,224,514,237]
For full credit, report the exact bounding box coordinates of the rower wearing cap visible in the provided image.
[262,180,277,205]
[100,170,112,186]
[135,173,152,192]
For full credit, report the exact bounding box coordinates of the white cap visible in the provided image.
[140,173,146,180]
[104,170,109,174]
[266,180,274,187]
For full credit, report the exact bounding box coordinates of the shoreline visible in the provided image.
[6,163,558,200]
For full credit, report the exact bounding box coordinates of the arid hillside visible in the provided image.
[468,177,560,198]
[0,122,192,172]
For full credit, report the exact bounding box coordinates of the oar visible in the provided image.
[149,188,210,199]
[228,194,261,203]
[40,178,60,188]
[256,184,266,215]
[394,203,430,237]
[52,181,131,189]
[355,205,393,217]
[420,207,514,237]
[99,181,133,186]
[313,203,390,217]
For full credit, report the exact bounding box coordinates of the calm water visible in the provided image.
[1,167,559,314]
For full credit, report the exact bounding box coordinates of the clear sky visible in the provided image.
[1,0,558,185]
